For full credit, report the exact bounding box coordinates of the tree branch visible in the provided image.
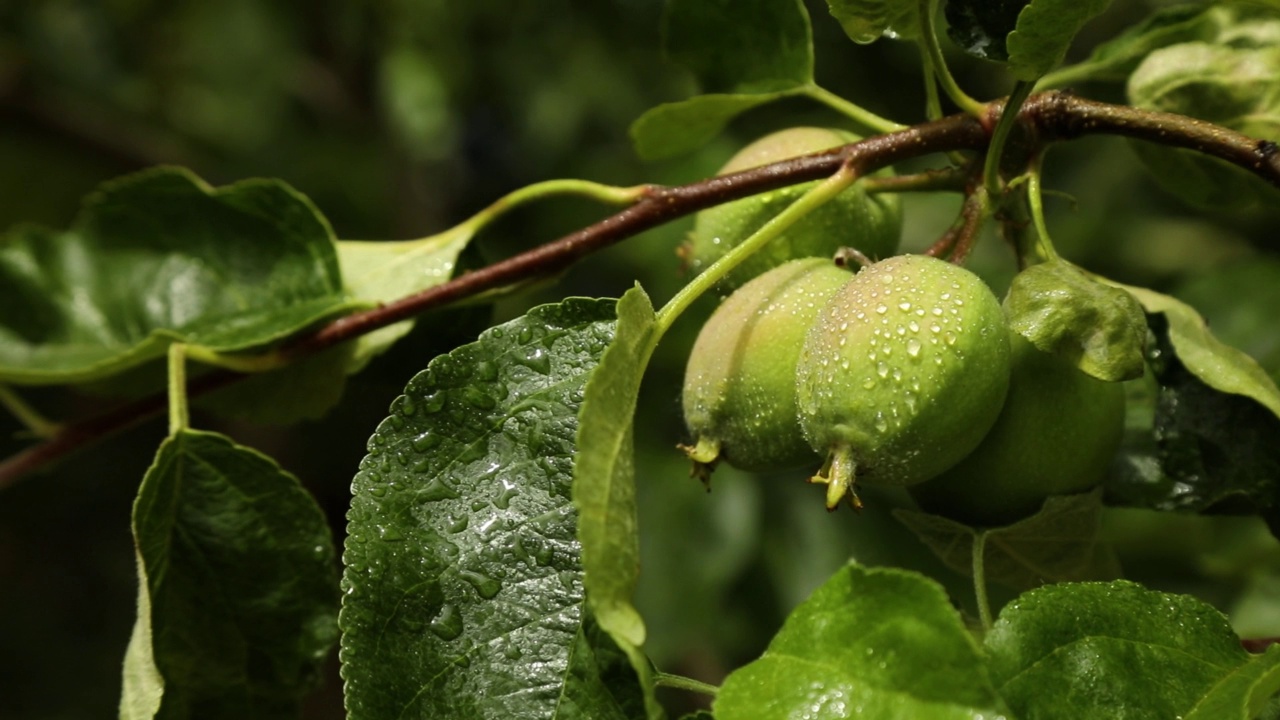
[4,91,1280,488]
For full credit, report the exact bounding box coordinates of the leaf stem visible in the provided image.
[167,344,190,436]
[653,671,719,697]
[0,385,60,438]
[804,85,905,135]
[919,0,985,117]
[982,80,1035,199]
[652,165,859,337]
[973,531,994,632]
[1026,159,1061,264]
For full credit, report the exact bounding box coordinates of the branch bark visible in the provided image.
[3,92,1279,488]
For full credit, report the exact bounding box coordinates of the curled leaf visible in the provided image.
[1004,261,1147,382]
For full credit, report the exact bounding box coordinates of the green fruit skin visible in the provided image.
[683,257,853,471]
[909,333,1126,527]
[796,255,1011,487]
[688,127,901,290]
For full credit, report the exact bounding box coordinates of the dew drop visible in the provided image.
[518,327,534,344]
[421,478,461,502]
[875,304,888,314]
[459,569,503,599]
[448,514,469,533]
[423,392,446,414]
[873,412,889,433]
[399,395,417,417]
[908,321,919,333]
[429,604,464,640]
[494,478,520,509]
[464,387,497,410]
[863,378,876,390]
[412,431,441,452]
[877,362,889,378]
[907,339,922,357]
[898,302,912,312]
[378,524,404,542]
[944,331,958,346]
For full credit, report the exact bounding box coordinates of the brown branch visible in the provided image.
[5,91,1280,488]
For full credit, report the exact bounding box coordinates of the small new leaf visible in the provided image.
[122,430,339,720]
[1005,261,1147,382]
[986,581,1272,719]
[714,564,1009,719]
[825,0,921,44]
[894,489,1119,591]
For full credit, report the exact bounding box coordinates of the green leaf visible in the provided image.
[572,286,663,718]
[1175,259,1280,380]
[894,488,1119,591]
[986,580,1271,719]
[1120,284,1280,418]
[198,344,357,424]
[1006,0,1112,80]
[1043,4,1215,85]
[679,712,716,720]
[629,91,803,161]
[945,0,1029,63]
[714,564,1008,719]
[1185,645,1280,720]
[1127,40,1280,208]
[340,297,649,720]
[825,0,921,44]
[662,0,814,94]
[1004,261,1147,382]
[336,229,472,371]
[121,430,339,720]
[0,167,354,385]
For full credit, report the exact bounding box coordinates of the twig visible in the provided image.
[6,91,1280,488]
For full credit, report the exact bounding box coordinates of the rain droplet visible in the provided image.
[429,604,464,640]
[907,339,922,357]
[412,431,441,452]
[875,304,888,314]
[944,331,958,346]
[874,412,889,433]
[459,570,503,599]
[908,321,919,332]
[877,362,889,378]
[898,302,912,312]
[378,524,404,542]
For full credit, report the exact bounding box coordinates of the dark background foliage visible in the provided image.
[2,0,1278,717]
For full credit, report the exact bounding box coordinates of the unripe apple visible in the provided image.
[682,257,853,473]
[795,255,1011,509]
[685,127,901,290]
[908,333,1126,527]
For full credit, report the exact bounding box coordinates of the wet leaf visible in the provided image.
[339,297,649,720]
[0,167,353,385]
[1004,261,1147,382]
[121,430,339,720]
[1043,4,1215,85]
[894,489,1119,591]
[987,580,1276,719]
[573,286,664,719]
[714,564,1008,719]
[945,0,1028,63]
[825,0,921,44]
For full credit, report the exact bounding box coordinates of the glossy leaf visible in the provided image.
[894,489,1119,591]
[986,580,1273,719]
[1185,645,1280,720]
[340,297,649,720]
[1175,259,1280,380]
[572,286,663,718]
[1004,261,1147,382]
[121,430,339,720]
[336,229,471,371]
[662,0,813,94]
[945,0,1028,63]
[825,0,921,44]
[630,91,803,161]
[1006,0,1112,80]
[714,564,1008,719]
[0,167,353,385]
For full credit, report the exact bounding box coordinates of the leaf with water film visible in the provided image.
[340,297,648,719]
